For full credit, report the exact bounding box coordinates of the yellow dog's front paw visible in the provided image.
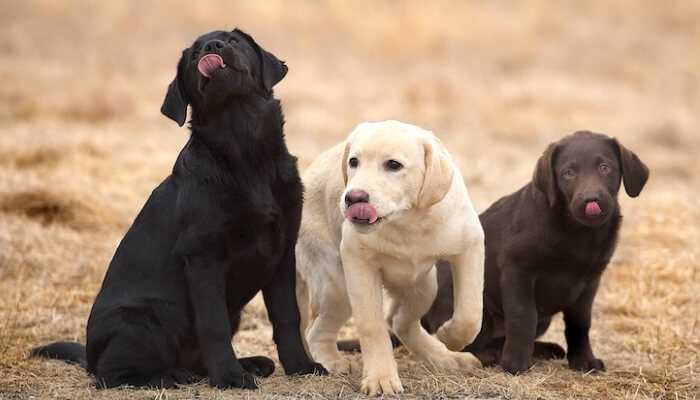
[325,357,360,375]
[436,319,480,351]
[360,373,404,396]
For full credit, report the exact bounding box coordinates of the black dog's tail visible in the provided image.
[336,333,403,353]
[31,341,87,369]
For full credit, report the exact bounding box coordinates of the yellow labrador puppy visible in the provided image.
[296,120,484,396]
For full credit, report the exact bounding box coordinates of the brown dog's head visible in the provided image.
[533,131,649,227]
[161,29,288,126]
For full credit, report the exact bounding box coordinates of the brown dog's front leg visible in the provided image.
[184,256,256,389]
[499,266,537,375]
[563,277,605,372]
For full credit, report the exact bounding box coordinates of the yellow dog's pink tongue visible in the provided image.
[197,54,226,78]
[585,201,602,216]
[345,203,378,224]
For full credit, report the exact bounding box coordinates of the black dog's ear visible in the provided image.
[613,139,649,197]
[259,48,288,91]
[533,142,559,207]
[161,49,190,126]
[233,29,288,91]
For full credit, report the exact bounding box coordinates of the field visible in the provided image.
[1,1,698,399]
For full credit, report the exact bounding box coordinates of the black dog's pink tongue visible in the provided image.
[345,203,378,224]
[197,54,226,78]
[585,201,602,216]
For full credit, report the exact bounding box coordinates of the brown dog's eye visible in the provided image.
[348,157,359,168]
[385,160,403,171]
[599,164,612,174]
[563,169,576,179]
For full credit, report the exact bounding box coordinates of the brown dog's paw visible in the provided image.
[500,353,533,375]
[533,341,566,360]
[569,356,605,372]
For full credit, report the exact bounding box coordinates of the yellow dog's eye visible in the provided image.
[385,160,403,171]
[348,157,359,168]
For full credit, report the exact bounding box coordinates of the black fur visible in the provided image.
[32,29,326,389]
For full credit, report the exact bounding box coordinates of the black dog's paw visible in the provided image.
[210,369,258,389]
[533,341,566,360]
[297,361,327,376]
[147,368,197,389]
[500,352,533,375]
[568,356,605,372]
[281,355,328,376]
[240,356,275,377]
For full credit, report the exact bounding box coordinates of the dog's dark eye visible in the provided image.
[563,169,576,179]
[348,157,359,168]
[385,160,403,171]
[599,163,612,174]
[192,51,200,60]
[228,37,239,44]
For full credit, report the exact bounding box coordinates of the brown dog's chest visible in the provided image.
[528,239,613,316]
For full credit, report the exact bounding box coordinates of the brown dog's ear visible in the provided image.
[533,142,559,207]
[417,137,454,208]
[341,141,351,185]
[613,139,649,197]
[161,49,190,126]
[233,28,288,91]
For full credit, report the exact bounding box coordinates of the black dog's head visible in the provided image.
[533,131,649,227]
[161,29,288,126]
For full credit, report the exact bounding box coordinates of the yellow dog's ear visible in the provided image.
[341,141,351,185]
[417,137,454,208]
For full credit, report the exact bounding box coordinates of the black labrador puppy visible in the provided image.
[32,29,325,389]
[422,131,649,374]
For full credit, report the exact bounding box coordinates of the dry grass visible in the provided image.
[1,1,698,399]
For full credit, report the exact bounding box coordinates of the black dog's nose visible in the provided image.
[203,40,226,53]
[345,189,369,206]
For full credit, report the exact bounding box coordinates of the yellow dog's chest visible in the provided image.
[377,255,436,287]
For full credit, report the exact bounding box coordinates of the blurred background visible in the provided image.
[0,1,698,398]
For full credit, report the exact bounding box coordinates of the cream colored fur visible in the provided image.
[295,120,485,396]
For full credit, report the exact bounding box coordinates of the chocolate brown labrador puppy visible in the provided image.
[421,131,649,374]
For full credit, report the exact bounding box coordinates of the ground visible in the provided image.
[0,1,698,399]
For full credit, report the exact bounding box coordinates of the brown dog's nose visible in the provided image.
[203,40,226,53]
[345,189,369,206]
[583,192,600,203]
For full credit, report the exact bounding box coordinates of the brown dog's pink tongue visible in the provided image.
[197,54,226,78]
[345,203,378,224]
[585,201,602,216]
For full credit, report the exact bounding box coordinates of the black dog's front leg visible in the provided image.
[262,244,327,376]
[185,256,257,389]
[563,277,605,372]
[499,266,538,374]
